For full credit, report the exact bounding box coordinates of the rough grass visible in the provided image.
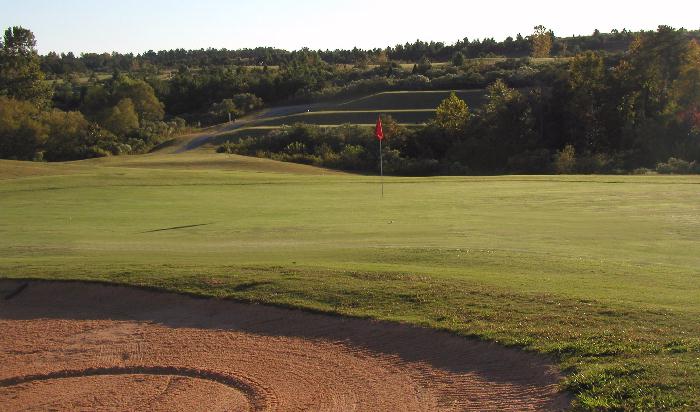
[1,156,699,411]
[0,159,92,179]
[84,152,343,174]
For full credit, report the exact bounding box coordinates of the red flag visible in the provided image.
[375,115,384,141]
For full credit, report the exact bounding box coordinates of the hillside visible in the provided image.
[154,89,487,152]
[334,90,487,111]
[0,149,344,179]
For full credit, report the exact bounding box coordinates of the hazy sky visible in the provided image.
[2,0,698,55]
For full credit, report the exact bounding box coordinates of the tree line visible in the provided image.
[38,28,700,76]
[0,27,189,160]
[2,25,699,174]
[218,27,700,175]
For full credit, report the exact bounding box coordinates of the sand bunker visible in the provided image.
[0,280,570,411]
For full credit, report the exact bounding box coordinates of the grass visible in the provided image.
[153,89,488,150]
[225,89,488,132]
[367,57,571,70]
[1,155,699,410]
[254,109,436,126]
[84,152,344,174]
[207,124,423,147]
[334,89,487,111]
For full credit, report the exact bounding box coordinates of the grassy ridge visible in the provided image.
[335,90,487,111]
[254,109,436,126]
[1,158,699,410]
[174,89,488,149]
[243,90,487,128]
[207,124,424,148]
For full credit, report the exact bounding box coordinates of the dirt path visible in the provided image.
[0,281,570,411]
[173,122,243,154]
[170,103,323,154]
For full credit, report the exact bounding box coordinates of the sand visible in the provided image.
[0,280,570,411]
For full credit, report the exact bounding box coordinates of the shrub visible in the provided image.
[217,142,236,154]
[555,145,577,174]
[272,152,319,165]
[446,161,469,175]
[338,144,366,170]
[399,75,431,89]
[507,149,552,174]
[576,153,615,174]
[656,157,700,174]
[284,141,307,155]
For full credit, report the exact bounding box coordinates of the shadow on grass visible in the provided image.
[140,223,214,234]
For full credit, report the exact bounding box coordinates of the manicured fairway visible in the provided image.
[1,155,699,410]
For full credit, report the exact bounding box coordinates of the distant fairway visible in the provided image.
[335,89,487,111]
[166,89,488,150]
[1,155,699,410]
[252,90,487,127]
[254,109,436,126]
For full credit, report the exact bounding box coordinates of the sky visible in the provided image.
[2,0,699,55]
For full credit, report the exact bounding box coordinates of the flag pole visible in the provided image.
[375,114,384,199]
[379,137,384,199]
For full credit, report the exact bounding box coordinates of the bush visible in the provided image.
[576,153,615,174]
[86,146,112,158]
[399,75,431,89]
[0,96,46,160]
[284,141,308,155]
[656,157,700,174]
[217,141,236,154]
[272,152,319,165]
[507,149,552,174]
[337,144,366,170]
[555,145,577,174]
[446,161,469,175]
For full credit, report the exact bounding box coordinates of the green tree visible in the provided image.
[531,25,553,58]
[80,84,111,119]
[112,76,164,121]
[669,40,700,121]
[452,52,465,67]
[555,144,577,173]
[417,56,432,73]
[208,99,238,124]
[483,79,521,114]
[619,26,690,119]
[232,93,263,113]
[478,79,537,167]
[568,51,607,149]
[0,96,45,159]
[614,26,696,164]
[667,40,700,159]
[42,109,94,160]
[0,26,52,107]
[0,96,96,161]
[103,98,139,136]
[435,92,469,135]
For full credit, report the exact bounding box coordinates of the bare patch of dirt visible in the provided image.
[0,280,571,411]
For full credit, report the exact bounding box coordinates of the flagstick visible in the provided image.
[379,137,384,199]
